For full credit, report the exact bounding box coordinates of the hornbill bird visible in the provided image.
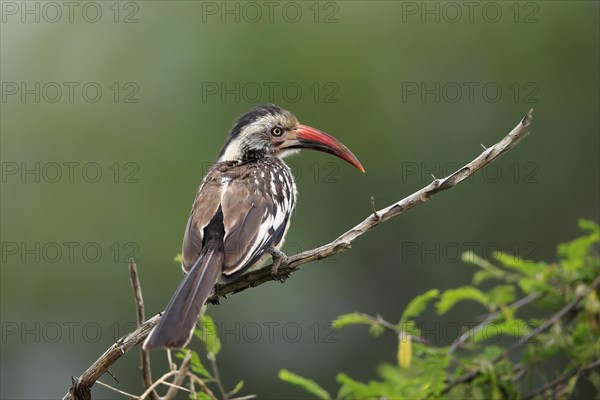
[144,104,364,349]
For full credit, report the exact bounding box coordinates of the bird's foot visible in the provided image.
[207,283,222,305]
[267,246,289,281]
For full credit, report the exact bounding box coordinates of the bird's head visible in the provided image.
[217,104,364,172]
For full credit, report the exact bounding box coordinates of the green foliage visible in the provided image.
[177,309,253,399]
[279,221,600,399]
[278,369,331,400]
[493,251,542,276]
[176,349,211,379]
[194,313,222,356]
[469,318,530,344]
[332,312,385,337]
[228,380,245,396]
[463,251,506,284]
[436,286,489,314]
[399,288,439,324]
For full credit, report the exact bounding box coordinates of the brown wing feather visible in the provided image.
[181,170,224,272]
[182,159,293,277]
[221,177,274,274]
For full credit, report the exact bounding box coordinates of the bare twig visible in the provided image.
[441,274,600,394]
[94,381,137,399]
[166,349,175,372]
[510,363,529,383]
[163,350,192,400]
[448,292,541,354]
[188,374,219,400]
[129,259,145,329]
[522,358,600,400]
[128,259,157,400]
[63,110,533,399]
[160,381,191,393]
[139,371,178,400]
[209,355,229,400]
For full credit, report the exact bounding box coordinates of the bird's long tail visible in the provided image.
[144,213,224,350]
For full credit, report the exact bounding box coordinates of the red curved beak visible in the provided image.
[281,124,365,173]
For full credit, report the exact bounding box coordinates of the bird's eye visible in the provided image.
[271,127,283,137]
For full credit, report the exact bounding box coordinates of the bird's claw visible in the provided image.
[207,283,222,305]
[267,247,289,279]
[273,271,291,283]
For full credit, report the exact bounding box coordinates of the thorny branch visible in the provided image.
[63,110,533,399]
[210,109,533,301]
[440,274,600,395]
[521,358,600,400]
[447,292,542,354]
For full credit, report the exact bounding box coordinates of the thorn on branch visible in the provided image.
[106,369,119,383]
[370,196,380,221]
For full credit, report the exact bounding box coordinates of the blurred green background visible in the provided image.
[1,1,598,398]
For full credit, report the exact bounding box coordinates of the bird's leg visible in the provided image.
[207,283,222,305]
[267,246,289,280]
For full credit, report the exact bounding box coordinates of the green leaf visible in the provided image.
[399,289,439,324]
[482,345,503,360]
[518,277,551,294]
[332,313,372,328]
[194,314,221,356]
[487,285,516,306]
[487,365,503,400]
[493,251,540,276]
[411,345,451,396]
[578,219,600,235]
[336,373,372,398]
[228,380,244,396]
[462,251,506,283]
[176,350,211,378]
[471,319,530,344]
[278,369,331,400]
[174,253,182,263]
[332,313,385,337]
[473,270,499,285]
[436,286,489,314]
[558,221,600,273]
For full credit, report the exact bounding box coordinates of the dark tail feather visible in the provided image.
[144,245,223,349]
